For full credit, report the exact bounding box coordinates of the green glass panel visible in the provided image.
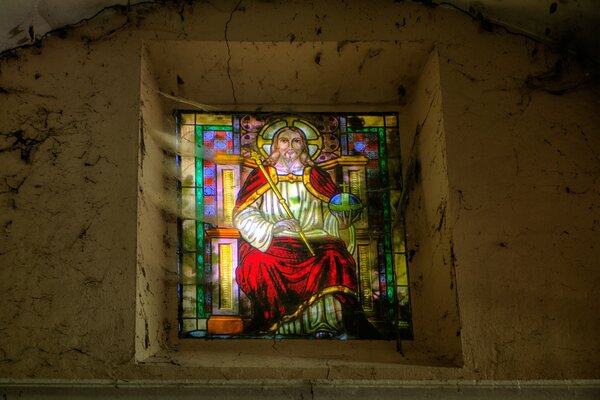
[194,117,203,221]
[195,183,203,219]
[347,127,379,133]
[380,158,388,173]
[197,286,205,318]
[376,125,395,305]
[386,253,394,285]
[204,125,231,131]
[193,124,205,320]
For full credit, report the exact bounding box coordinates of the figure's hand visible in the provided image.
[273,219,302,234]
[335,210,360,230]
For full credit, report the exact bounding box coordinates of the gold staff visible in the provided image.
[250,151,315,256]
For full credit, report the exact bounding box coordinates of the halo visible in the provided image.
[256,116,323,160]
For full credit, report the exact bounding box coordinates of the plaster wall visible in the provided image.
[0,0,599,383]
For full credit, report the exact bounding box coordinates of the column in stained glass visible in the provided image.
[222,169,235,225]
[358,244,374,312]
[219,243,233,310]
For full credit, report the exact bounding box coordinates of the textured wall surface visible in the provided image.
[0,0,599,385]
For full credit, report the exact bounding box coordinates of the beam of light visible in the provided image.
[154,89,217,111]
[145,124,214,160]
[142,181,204,222]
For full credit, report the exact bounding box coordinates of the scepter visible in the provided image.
[250,151,316,257]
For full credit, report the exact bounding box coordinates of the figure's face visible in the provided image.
[275,129,304,163]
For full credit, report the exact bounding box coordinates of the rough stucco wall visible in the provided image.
[0,0,599,381]
[136,46,173,361]
[400,49,462,365]
[440,41,600,377]
[0,10,142,377]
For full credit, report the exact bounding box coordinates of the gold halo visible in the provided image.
[256,116,323,160]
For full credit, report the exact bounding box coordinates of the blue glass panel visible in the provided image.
[366,150,378,159]
[214,140,227,150]
[204,130,215,141]
[203,167,215,177]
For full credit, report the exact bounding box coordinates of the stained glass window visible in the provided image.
[177,113,412,340]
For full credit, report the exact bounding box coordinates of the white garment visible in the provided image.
[233,167,339,252]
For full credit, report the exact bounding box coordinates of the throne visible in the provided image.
[203,116,384,335]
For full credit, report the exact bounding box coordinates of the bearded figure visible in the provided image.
[233,126,378,338]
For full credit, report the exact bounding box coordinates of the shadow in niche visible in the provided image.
[137,40,462,368]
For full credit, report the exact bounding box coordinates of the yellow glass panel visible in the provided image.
[385,115,397,127]
[181,125,195,144]
[349,170,362,199]
[396,286,409,305]
[181,157,195,187]
[182,285,196,317]
[219,244,233,310]
[358,115,384,127]
[390,190,401,221]
[395,253,408,285]
[358,245,373,311]
[181,188,196,219]
[181,113,195,125]
[182,252,196,283]
[182,220,196,252]
[182,318,196,332]
[222,170,235,224]
[197,114,232,126]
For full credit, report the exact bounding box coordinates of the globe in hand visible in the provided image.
[328,193,363,229]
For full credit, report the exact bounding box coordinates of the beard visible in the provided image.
[266,147,313,167]
[283,148,300,161]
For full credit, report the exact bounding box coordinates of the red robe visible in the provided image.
[234,166,360,333]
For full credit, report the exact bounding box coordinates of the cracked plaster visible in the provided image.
[0,0,599,386]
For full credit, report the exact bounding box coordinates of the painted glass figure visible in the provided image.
[176,112,412,340]
[233,124,377,338]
